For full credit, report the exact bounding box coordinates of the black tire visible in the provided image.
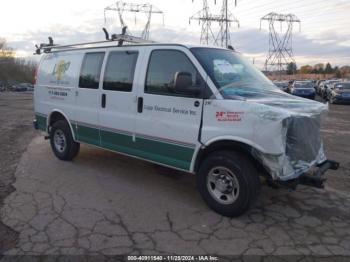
[196,151,260,217]
[50,120,80,161]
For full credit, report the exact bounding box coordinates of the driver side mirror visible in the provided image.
[173,71,201,97]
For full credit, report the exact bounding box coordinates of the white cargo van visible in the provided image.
[33,35,339,217]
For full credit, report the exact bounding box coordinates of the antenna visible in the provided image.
[189,0,239,48]
[104,1,164,40]
[260,12,301,77]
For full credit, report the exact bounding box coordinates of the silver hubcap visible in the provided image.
[207,166,240,205]
[53,129,66,153]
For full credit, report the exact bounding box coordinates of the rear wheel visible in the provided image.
[50,120,80,161]
[196,151,260,217]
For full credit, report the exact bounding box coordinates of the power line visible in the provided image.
[189,0,239,47]
[237,0,334,14]
[260,12,301,77]
[237,0,332,17]
[104,1,164,40]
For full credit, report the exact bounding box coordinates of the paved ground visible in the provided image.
[0,92,36,254]
[0,92,350,256]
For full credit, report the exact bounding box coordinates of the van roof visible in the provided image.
[34,29,234,55]
[45,43,231,54]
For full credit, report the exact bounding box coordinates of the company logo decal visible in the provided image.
[52,60,71,80]
[216,111,244,121]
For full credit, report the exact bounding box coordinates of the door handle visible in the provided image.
[101,94,106,108]
[137,97,143,113]
[194,100,200,107]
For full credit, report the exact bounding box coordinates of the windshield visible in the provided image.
[191,48,281,99]
[294,82,313,88]
[335,83,350,90]
[274,82,287,87]
[328,80,341,85]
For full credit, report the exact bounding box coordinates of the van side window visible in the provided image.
[103,51,138,92]
[79,52,105,89]
[145,50,203,97]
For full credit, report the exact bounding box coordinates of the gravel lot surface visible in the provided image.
[0,92,36,254]
[0,92,349,257]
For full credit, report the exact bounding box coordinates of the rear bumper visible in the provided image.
[294,93,315,99]
[333,96,350,103]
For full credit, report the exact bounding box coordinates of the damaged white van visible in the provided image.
[33,33,339,217]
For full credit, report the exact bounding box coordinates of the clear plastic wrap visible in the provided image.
[247,92,328,181]
[191,47,328,181]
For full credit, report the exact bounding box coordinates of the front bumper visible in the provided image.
[298,159,339,188]
[274,160,339,189]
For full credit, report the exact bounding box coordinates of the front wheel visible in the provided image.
[196,151,260,217]
[50,120,80,161]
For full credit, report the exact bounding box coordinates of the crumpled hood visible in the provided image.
[246,90,328,117]
[224,87,326,116]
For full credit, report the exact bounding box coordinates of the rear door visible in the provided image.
[75,52,105,146]
[134,47,206,171]
[98,49,140,154]
[35,52,81,128]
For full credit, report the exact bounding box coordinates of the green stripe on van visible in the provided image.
[76,125,100,146]
[33,115,194,171]
[81,125,194,170]
[134,136,194,170]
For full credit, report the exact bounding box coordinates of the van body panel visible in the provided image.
[35,52,82,131]
[98,47,143,157]
[133,46,206,170]
[34,44,329,180]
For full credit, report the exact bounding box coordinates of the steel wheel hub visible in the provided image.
[53,129,66,153]
[207,166,240,205]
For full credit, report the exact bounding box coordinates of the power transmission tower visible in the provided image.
[260,12,301,76]
[104,1,164,40]
[189,0,239,47]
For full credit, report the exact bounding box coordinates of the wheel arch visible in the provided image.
[193,139,271,179]
[48,110,76,141]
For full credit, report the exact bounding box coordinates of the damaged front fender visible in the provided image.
[248,97,329,181]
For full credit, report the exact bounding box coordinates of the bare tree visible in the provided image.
[0,38,37,86]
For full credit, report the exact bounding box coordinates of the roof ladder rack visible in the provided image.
[34,27,156,55]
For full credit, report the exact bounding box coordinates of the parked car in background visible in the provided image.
[289,81,316,99]
[273,81,289,92]
[315,80,325,94]
[11,83,28,92]
[320,80,342,99]
[10,82,33,92]
[317,81,325,95]
[27,84,34,92]
[311,80,317,89]
[328,82,350,104]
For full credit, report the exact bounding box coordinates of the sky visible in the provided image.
[1,0,350,69]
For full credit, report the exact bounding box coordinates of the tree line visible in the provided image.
[0,38,37,87]
[286,62,350,78]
